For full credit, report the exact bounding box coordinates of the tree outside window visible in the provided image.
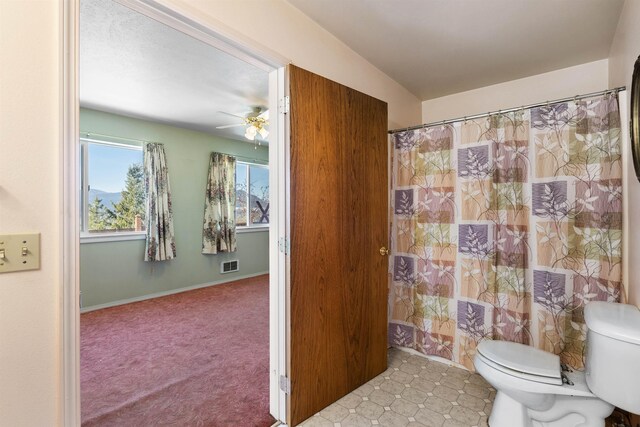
[82,141,145,234]
[235,161,268,228]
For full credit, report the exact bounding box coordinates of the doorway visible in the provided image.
[63,0,288,425]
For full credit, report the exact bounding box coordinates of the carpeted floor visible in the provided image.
[81,274,274,427]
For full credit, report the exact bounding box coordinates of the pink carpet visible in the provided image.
[81,274,275,427]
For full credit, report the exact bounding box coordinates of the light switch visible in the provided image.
[0,233,40,273]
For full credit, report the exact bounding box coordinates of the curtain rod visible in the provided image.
[80,131,269,164]
[80,131,147,144]
[217,151,268,165]
[388,86,626,135]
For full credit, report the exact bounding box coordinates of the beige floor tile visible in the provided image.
[354,383,375,397]
[449,406,480,425]
[390,370,415,384]
[390,398,419,417]
[414,407,446,426]
[401,387,428,404]
[299,415,334,427]
[455,393,485,412]
[378,410,411,427]
[341,412,373,426]
[302,348,493,427]
[356,401,385,420]
[432,385,460,402]
[380,379,406,395]
[410,377,437,394]
[369,389,397,407]
[320,403,350,423]
[337,393,365,409]
[427,395,456,415]
[462,383,489,399]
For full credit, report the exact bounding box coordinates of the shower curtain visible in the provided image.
[389,93,623,370]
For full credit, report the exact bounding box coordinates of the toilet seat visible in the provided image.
[476,340,562,385]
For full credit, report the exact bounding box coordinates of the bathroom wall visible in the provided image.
[0,2,61,424]
[0,1,422,424]
[609,0,640,308]
[422,59,609,123]
[79,108,269,309]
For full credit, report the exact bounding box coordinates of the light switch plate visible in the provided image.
[0,233,41,273]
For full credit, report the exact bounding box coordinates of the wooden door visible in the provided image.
[288,65,388,425]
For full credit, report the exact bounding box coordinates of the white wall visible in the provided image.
[422,59,609,123]
[0,1,62,425]
[609,0,640,307]
[0,1,420,426]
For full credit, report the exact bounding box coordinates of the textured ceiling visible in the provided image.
[287,0,624,100]
[79,0,269,143]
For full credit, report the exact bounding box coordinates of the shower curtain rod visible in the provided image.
[388,86,626,135]
[80,131,269,164]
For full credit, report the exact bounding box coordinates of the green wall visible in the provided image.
[80,108,269,309]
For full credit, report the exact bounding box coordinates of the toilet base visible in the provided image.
[489,391,533,427]
[489,390,614,427]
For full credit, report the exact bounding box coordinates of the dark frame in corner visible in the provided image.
[631,55,640,182]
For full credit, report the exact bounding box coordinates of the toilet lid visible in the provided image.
[476,340,561,381]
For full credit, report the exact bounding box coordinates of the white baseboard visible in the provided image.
[80,271,269,313]
[391,345,469,371]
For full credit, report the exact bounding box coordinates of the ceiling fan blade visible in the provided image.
[258,110,269,120]
[217,111,246,119]
[215,124,245,129]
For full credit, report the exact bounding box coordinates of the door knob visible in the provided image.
[379,246,389,256]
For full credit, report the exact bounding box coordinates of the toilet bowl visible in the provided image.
[473,302,640,427]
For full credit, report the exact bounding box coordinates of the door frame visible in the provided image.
[61,1,290,424]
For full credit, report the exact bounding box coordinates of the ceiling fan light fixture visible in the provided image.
[258,127,269,139]
[245,126,257,140]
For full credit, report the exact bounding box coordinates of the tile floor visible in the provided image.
[299,348,494,427]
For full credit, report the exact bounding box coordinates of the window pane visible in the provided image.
[235,163,248,226]
[250,165,269,224]
[87,143,145,233]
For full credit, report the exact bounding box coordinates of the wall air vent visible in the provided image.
[220,260,239,274]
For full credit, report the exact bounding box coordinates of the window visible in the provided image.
[235,162,269,229]
[81,139,146,237]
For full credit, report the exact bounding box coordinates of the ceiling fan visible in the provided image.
[216,107,269,141]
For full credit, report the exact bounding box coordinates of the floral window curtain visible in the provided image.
[144,143,177,261]
[389,93,623,371]
[202,153,237,254]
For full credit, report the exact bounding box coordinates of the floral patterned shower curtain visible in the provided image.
[144,143,177,261]
[202,152,237,254]
[389,93,623,370]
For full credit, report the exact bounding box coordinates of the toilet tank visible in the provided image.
[584,301,640,414]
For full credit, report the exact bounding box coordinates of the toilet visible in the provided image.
[474,301,640,427]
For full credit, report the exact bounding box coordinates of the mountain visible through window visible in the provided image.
[85,142,145,233]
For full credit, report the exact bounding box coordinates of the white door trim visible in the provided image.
[61,1,289,425]
[269,66,290,421]
[61,1,80,425]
